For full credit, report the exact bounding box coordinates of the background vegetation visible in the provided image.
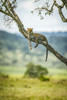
[0,31,67,100]
[0,30,67,67]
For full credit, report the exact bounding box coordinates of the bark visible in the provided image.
[58,7,67,22]
[54,0,67,22]
[42,42,67,65]
[0,0,67,65]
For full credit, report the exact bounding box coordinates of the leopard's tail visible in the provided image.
[45,47,48,61]
[45,41,48,61]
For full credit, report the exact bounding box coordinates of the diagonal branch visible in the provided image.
[28,37,67,65]
[0,0,67,65]
[42,42,67,65]
[1,0,28,38]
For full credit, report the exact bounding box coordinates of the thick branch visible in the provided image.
[10,19,67,65]
[0,1,67,65]
[0,0,28,38]
[54,0,67,22]
[58,7,67,22]
[42,42,67,65]
[28,36,67,65]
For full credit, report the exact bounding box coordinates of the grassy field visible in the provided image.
[0,66,67,100]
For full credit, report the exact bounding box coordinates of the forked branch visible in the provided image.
[34,0,67,22]
[0,0,67,65]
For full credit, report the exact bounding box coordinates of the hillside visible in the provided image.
[0,30,67,68]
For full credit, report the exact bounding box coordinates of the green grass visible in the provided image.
[0,66,67,100]
[0,76,67,100]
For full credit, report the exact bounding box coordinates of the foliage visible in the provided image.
[0,31,67,67]
[38,75,50,81]
[24,63,48,78]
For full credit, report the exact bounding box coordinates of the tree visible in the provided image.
[0,0,67,65]
[24,63,48,78]
[34,0,67,22]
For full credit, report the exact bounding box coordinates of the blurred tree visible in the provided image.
[0,0,67,65]
[24,63,48,78]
